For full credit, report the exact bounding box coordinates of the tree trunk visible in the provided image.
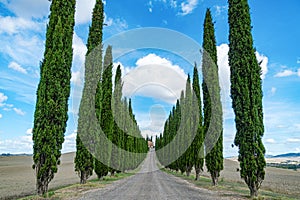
[37,178,48,195]
[80,171,87,184]
[195,168,201,180]
[111,170,115,177]
[249,185,258,198]
[211,171,219,186]
[186,171,190,176]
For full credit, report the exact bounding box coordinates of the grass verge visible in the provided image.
[19,172,134,200]
[162,168,298,200]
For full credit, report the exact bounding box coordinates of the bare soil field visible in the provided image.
[0,152,97,200]
[201,159,300,198]
[1,153,300,199]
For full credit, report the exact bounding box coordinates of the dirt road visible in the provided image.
[79,150,230,200]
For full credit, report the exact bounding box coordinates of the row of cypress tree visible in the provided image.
[156,8,223,186]
[157,0,266,197]
[32,0,265,197]
[74,0,148,184]
[32,0,147,194]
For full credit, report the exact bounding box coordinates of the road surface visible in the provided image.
[79,150,232,200]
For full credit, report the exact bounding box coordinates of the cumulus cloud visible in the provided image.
[265,138,276,144]
[13,107,25,116]
[26,128,32,135]
[217,44,269,101]
[180,0,198,15]
[287,138,300,143]
[71,71,82,86]
[256,52,268,79]
[0,92,8,107]
[8,61,27,74]
[0,130,33,154]
[62,130,77,153]
[1,0,50,19]
[75,0,96,24]
[0,16,41,34]
[214,5,227,16]
[122,53,187,104]
[0,113,2,119]
[275,69,295,77]
[217,44,230,102]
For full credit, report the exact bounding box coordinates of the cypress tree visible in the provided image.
[32,0,75,194]
[111,65,123,174]
[192,64,204,181]
[228,0,266,197]
[32,0,75,195]
[97,45,114,176]
[74,0,104,184]
[182,75,194,176]
[202,9,223,186]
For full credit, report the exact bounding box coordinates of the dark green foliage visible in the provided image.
[156,75,199,176]
[202,8,223,186]
[191,64,204,181]
[32,0,75,195]
[228,0,266,197]
[75,0,104,184]
[94,46,114,178]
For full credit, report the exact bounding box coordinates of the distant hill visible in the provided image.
[1,153,32,157]
[273,153,300,158]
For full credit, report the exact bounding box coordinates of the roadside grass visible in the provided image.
[162,168,298,200]
[19,172,134,200]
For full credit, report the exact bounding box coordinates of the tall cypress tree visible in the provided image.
[202,9,223,186]
[111,65,123,174]
[182,75,194,176]
[96,45,114,176]
[74,0,104,184]
[192,64,204,181]
[32,0,75,195]
[228,0,266,197]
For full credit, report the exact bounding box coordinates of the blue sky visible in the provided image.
[0,0,299,157]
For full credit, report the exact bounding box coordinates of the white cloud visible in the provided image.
[217,44,230,103]
[62,130,77,153]
[75,0,96,24]
[0,113,2,119]
[103,15,128,35]
[71,32,86,87]
[0,92,8,107]
[0,135,32,154]
[298,68,300,77]
[256,52,268,79]
[214,5,227,16]
[0,16,41,34]
[270,87,277,96]
[217,44,269,102]
[1,0,50,19]
[13,108,25,116]
[297,58,300,64]
[8,61,27,74]
[287,138,300,143]
[148,0,153,13]
[72,32,87,70]
[275,69,295,77]
[26,128,32,135]
[122,53,187,104]
[71,71,82,86]
[180,0,198,15]
[170,0,177,8]
[265,138,276,144]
